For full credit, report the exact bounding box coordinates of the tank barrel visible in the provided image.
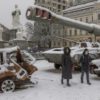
[26,5,100,35]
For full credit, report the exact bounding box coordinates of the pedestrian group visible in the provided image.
[61,47,91,87]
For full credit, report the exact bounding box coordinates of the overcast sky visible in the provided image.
[0,0,34,28]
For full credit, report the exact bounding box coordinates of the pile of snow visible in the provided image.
[0,64,8,73]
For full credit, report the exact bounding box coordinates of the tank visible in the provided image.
[26,5,100,70]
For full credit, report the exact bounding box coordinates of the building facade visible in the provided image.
[35,0,68,13]
[34,0,100,48]
[0,24,16,41]
[0,24,17,48]
[62,0,100,47]
[34,0,68,48]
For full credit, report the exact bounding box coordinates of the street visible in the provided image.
[0,60,100,100]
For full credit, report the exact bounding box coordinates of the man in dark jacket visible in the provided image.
[61,47,73,86]
[80,49,91,85]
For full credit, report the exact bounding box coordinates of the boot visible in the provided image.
[81,80,84,84]
[67,83,71,87]
[61,78,64,84]
[87,82,91,85]
[67,79,71,87]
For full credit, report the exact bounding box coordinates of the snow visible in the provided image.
[0,46,18,53]
[22,50,36,64]
[63,0,100,13]
[43,46,100,59]
[10,38,25,41]
[0,60,100,100]
[0,64,8,73]
[63,1,96,13]
[16,68,27,80]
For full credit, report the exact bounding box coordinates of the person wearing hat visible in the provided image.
[80,49,91,85]
[61,47,73,86]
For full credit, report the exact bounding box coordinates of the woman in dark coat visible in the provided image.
[80,49,91,85]
[61,47,73,86]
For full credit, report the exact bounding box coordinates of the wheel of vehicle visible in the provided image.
[0,79,15,92]
[97,74,100,77]
[54,64,61,69]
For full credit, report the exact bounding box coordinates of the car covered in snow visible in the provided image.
[42,42,100,69]
[0,46,37,92]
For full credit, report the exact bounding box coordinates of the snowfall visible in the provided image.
[0,60,100,100]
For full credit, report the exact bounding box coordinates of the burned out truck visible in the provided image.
[0,46,37,92]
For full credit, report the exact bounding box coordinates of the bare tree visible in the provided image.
[25,21,52,48]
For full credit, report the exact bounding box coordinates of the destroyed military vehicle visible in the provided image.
[0,46,37,92]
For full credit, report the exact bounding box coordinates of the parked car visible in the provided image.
[0,46,37,92]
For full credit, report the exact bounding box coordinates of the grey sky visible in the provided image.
[0,0,34,29]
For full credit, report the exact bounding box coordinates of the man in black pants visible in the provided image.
[80,49,91,85]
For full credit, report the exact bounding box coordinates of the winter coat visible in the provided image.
[62,54,73,79]
[16,50,24,63]
[80,54,91,72]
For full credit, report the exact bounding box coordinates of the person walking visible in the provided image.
[61,47,73,86]
[80,49,91,85]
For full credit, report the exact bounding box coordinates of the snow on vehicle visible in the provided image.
[89,58,100,77]
[0,46,37,92]
[21,50,36,65]
[42,42,100,69]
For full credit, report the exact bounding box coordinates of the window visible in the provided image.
[80,18,82,21]
[92,16,93,22]
[53,41,56,46]
[64,42,67,46]
[98,14,100,20]
[58,0,61,2]
[92,43,99,47]
[53,48,62,51]
[0,53,3,64]
[58,5,61,9]
[69,29,72,36]
[80,30,82,35]
[58,42,60,46]
[63,6,66,10]
[63,0,65,3]
[81,43,87,47]
[74,29,77,36]
[86,17,88,22]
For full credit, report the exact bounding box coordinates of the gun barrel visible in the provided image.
[26,5,100,36]
[53,13,100,35]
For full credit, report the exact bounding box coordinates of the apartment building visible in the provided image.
[62,0,100,46]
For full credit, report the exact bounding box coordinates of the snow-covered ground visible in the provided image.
[0,60,100,100]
